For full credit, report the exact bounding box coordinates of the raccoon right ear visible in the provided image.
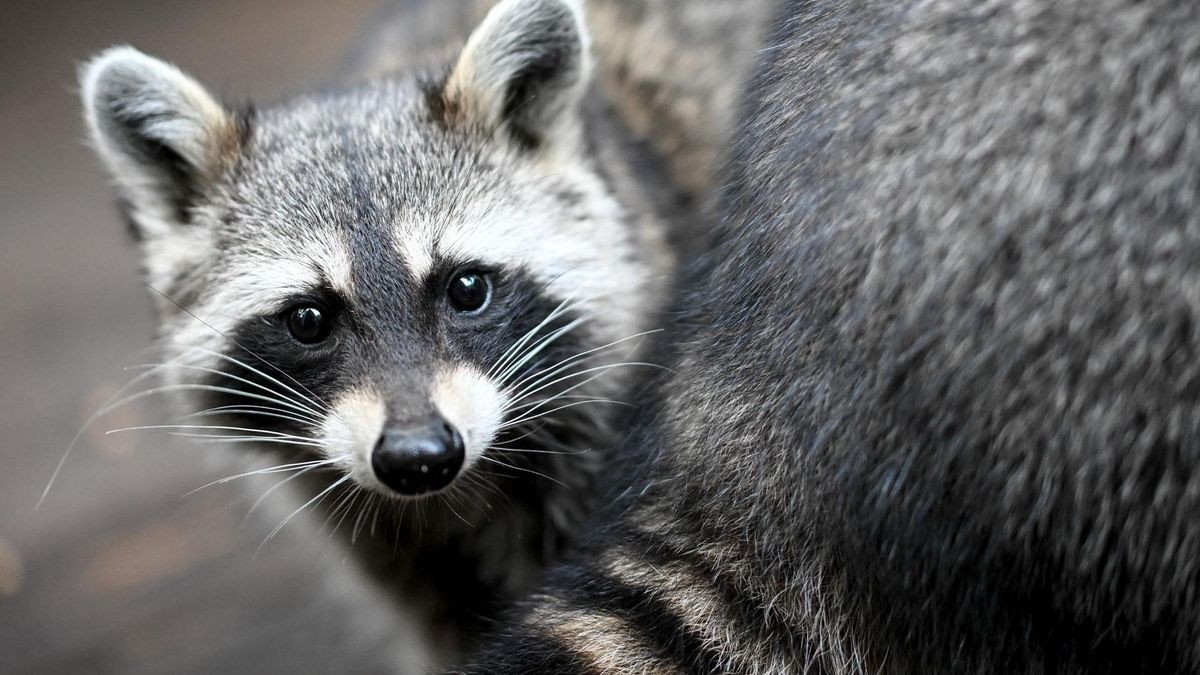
[441,0,590,152]
[81,47,244,237]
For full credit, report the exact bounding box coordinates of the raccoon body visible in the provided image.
[462,0,1200,672]
[78,0,753,667]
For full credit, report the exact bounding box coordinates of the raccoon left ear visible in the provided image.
[441,0,590,151]
[81,46,245,236]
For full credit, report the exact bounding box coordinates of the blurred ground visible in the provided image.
[0,2,409,672]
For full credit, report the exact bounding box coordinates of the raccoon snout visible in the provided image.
[371,415,465,496]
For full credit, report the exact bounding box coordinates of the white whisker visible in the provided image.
[260,474,353,549]
[487,298,575,380]
[167,433,328,449]
[353,493,380,543]
[92,383,321,422]
[506,362,659,411]
[135,362,324,418]
[246,461,345,522]
[38,347,206,509]
[183,458,340,497]
[477,455,571,489]
[106,423,313,441]
[503,393,613,412]
[488,444,589,456]
[184,406,321,427]
[501,399,627,430]
[496,315,589,386]
[327,486,364,538]
[194,347,332,416]
[502,329,660,403]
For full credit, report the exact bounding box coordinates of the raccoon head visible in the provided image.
[82,0,663,507]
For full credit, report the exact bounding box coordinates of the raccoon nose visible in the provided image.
[371,417,465,496]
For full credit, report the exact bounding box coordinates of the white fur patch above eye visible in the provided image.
[315,235,356,299]
[394,224,437,283]
[428,162,653,349]
[163,229,355,359]
[432,365,506,469]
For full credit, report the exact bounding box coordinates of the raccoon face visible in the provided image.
[82,0,659,502]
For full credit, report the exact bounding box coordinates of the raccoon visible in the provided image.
[459,0,1200,672]
[78,0,697,666]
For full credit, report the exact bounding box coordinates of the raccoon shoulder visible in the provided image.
[459,0,1200,672]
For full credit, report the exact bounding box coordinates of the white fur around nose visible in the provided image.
[321,388,387,491]
[432,365,505,469]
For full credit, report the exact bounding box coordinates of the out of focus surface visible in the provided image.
[0,2,404,672]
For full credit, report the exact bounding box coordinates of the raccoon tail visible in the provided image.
[454,512,868,674]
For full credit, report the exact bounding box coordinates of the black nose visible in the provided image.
[371,417,465,496]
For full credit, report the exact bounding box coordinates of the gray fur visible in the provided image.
[461,0,1200,672]
[349,0,773,205]
[77,0,756,669]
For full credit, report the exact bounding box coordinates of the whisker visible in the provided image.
[183,458,340,497]
[461,470,504,507]
[355,493,382,543]
[488,444,589,456]
[506,362,660,411]
[502,329,661,403]
[184,406,321,427]
[194,347,332,416]
[167,433,328,449]
[105,423,314,441]
[38,347,206,509]
[144,282,334,416]
[327,486,363,538]
[501,399,628,431]
[477,455,571,489]
[369,496,383,537]
[496,315,589,386]
[494,420,553,445]
[246,461,344,522]
[260,474,353,550]
[503,393,612,412]
[438,491,472,527]
[487,297,576,380]
[91,383,322,425]
[134,362,324,418]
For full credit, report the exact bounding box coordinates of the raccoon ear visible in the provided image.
[81,46,244,237]
[442,0,590,151]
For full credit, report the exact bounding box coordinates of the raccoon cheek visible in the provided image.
[431,366,506,466]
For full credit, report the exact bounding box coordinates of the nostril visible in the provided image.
[371,417,466,496]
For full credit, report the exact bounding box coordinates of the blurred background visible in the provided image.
[0,2,416,672]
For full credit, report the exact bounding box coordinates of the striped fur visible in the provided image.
[458,0,1200,672]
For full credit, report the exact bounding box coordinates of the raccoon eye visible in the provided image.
[447,272,491,314]
[287,305,332,344]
